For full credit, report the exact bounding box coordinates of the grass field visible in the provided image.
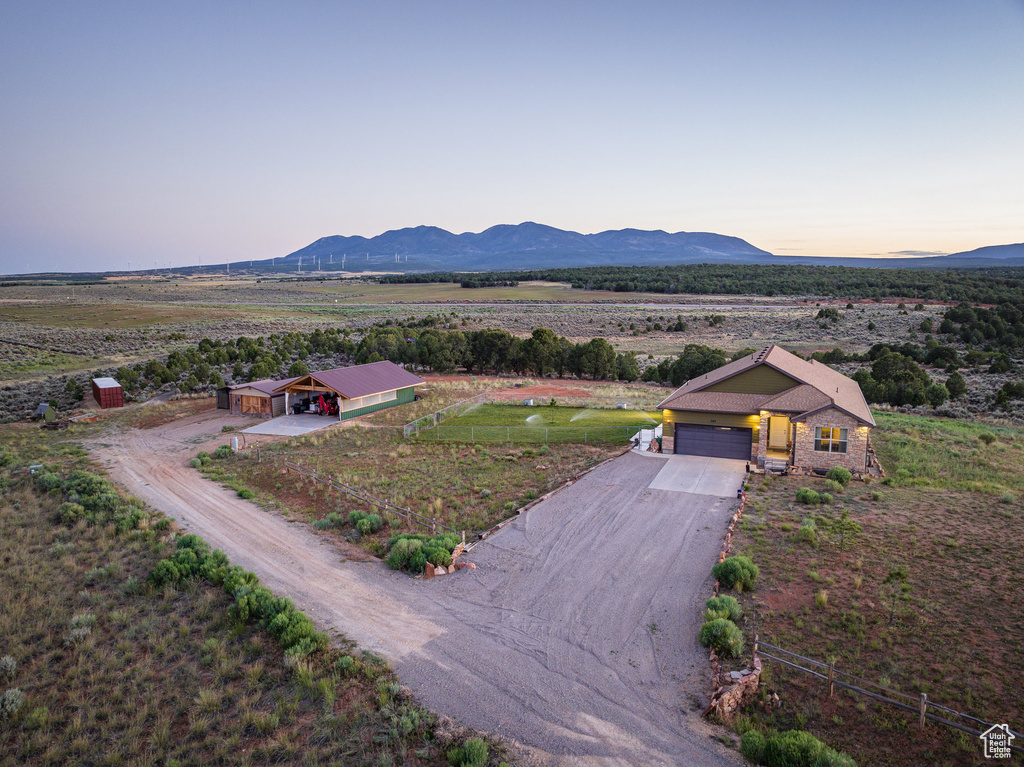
[725,412,1024,767]
[418,403,662,443]
[0,425,489,766]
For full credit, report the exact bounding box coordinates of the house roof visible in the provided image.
[659,345,875,426]
[231,377,298,396]
[275,361,425,399]
[91,377,121,389]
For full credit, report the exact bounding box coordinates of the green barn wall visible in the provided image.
[338,386,416,422]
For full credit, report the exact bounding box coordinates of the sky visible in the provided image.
[1,1,1023,274]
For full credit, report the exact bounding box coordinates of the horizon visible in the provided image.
[2,2,1023,274]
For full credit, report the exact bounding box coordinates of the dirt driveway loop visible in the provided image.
[93,410,743,766]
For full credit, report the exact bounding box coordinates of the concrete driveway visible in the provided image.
[648,455,748,497]
[241,412,335,436]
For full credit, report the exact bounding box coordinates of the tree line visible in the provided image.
[378,264,1024,304]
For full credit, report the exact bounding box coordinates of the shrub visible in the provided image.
[705,595,742,622]
[815,590,829,609]
[336,654,356,675]
[349,510,367,526]
[448,737,489,767]
[797,518,818,546]
[759,729,859,767]
[795,488,820,505]
[196,451,210,460]
[740,730,766,763]
[712,556,759,591]
[0,656,14,680]
[698,618,745,658]
[820,492,834,505]
[356,513,384,535]
[385,538,423,571]
[237,488,255,499]
[979,432,997,445]
[212,445,232,459]
[189,458,202,469]
[0,688,24,720]
[824,479,843,494]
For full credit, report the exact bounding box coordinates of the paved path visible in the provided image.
[92,413,743,766]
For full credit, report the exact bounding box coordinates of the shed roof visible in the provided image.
[230,377,298,396]
[35,403,51,415]
[91,377,121,389]
[659,345,874,426]
[275,361,425,399]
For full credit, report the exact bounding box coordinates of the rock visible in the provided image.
[730,671,743,680]
[465,562,476,570]
[435,566,446,576]
[425,562,435,579]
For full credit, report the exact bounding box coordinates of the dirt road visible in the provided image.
[92,412,742,766]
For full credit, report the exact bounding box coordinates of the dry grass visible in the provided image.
[727,414,1024,766]
[0,425,482,766]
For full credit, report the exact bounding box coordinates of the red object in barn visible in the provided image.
[91,377,124,409]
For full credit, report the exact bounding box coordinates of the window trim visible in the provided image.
[814,426,849,453]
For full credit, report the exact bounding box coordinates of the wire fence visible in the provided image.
[284,460,458,536]
[418,425,644,444]
[403,392,491,438]
[756,638,1022,751]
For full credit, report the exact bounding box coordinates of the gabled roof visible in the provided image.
[275,361,425,399]
[659,345,875,426]
[231,377,298,395]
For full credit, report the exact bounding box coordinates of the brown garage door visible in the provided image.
[674,424,751,460]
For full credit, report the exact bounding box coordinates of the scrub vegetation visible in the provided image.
[726,412,1024,766]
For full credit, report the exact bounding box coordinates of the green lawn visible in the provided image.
[421,403,662,443]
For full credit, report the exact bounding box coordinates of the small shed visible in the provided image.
[216,386,231,410]
[34,403,56,422]
[91,377,124,409]
[228,377,298,418]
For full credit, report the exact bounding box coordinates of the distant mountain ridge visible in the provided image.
[281,222,774,272]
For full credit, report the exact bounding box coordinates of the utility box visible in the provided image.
[91,377,124,409]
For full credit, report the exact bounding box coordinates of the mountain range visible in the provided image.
[272,223,1024,273]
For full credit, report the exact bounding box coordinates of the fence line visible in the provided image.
[756,639,1022,750]
[403,392,490,438]
[283,460,458,537]
[422,425,643,444]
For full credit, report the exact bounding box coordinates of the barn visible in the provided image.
[659,345,874,474]
[274,361,424,421]
[227,377,298,418]
[91,377,124,409]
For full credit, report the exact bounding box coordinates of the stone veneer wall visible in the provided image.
[792,408,869,474]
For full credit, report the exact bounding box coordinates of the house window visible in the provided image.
[814,426,848,453]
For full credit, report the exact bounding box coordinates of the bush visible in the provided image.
[349,510,367,526]
[795,488,820,505]
[979,432,997,445]
[237,488,255,499]
[820,492,834,505]
[712,556,759,591]
[385,538,423,571]
[797,517,818,545]
[448,737,489,767]
[356,513,384,535]
[705,595,742,622]
[740,730,766,763]
[824,479,843,494]
[189,458,202,469]
[0,688,24,720]
[763,730,822,766]
[815,590,829,609]
[0,656,15,680]
[212,445,232,459]
[698,618,745,658]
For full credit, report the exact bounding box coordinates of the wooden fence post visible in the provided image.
[827,659,835,698]
[919,693,927,730]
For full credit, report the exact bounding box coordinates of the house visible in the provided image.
[658,345,875,474]
[273,361,425,421]
[226,377,298,418]
[91,377,124,409]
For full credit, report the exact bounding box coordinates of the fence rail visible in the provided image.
[284,460,457,536]
[418,425,643,444]
[756,639,1022,750]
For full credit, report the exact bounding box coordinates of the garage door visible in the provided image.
[674,424,752,460]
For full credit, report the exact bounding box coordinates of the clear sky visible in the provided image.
[2,1,1023,274]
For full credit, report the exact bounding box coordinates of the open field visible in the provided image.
[725,413,1024,766]
[0,424,481,767]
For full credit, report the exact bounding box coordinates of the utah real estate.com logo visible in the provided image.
[979,724,1014,760]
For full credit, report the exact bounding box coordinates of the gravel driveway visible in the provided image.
[92,414,743,766]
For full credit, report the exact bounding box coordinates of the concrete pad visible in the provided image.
[241,413,335,437]
[648,455,747,497]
